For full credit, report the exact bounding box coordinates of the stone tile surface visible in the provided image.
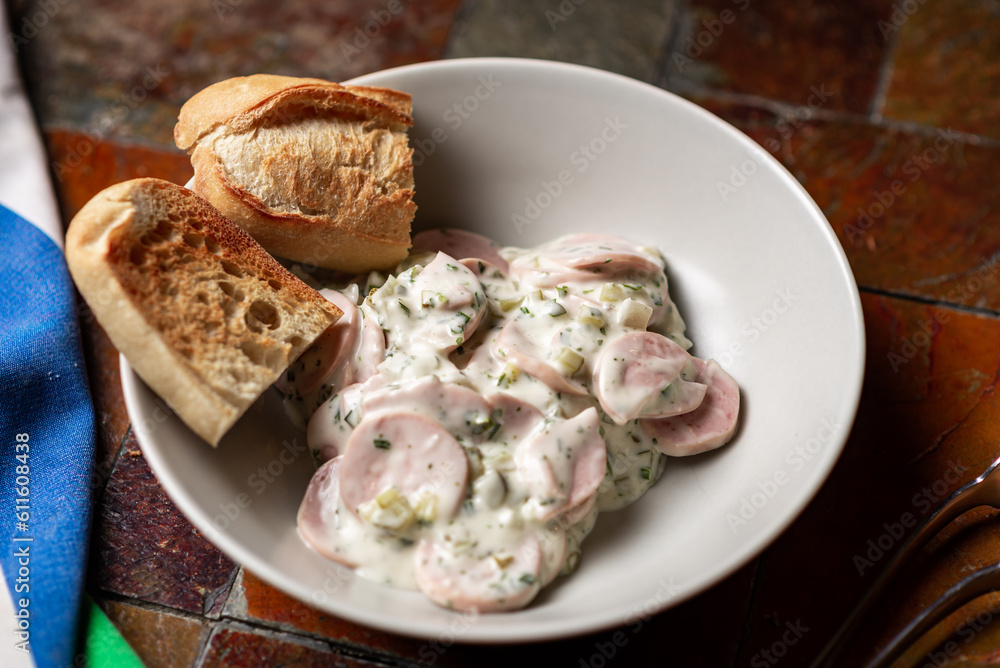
[198,625,383,668]
[781,121,1000,310]
[45,129,194,488]
[881,0,1000,140]
[13,0,465,147]
[97,598,209,668]
[685,103,1000,312]
[446,0,677,82]
[25,0,1000,664]
[737,292,1000,665]
[227,556,753,667]
[224,569,446,664]
[89,430,238,616]
[662,0,897,114]
[44,129,193,223]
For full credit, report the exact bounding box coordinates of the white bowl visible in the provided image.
[122,58,864,642]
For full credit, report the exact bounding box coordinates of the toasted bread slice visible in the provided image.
[66,178,342,446]
[175,74,416,273]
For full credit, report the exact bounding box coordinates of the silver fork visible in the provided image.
[810,454,1000,668]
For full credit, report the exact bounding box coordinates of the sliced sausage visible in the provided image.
[537,233,664,275]
[485,391,545,445]
[536,524,569,587]
[361,375,494,442]
[508,234,664,287]
[297,457,358,567]
[593,331,707,425]
[641,359,740,456]
[280,289,360,397]
[339,412,469,522]
[410,252,488,352]
[414,534,543,612]
[412,228,510,273]
[306,378,378,461]
[493,322,589,396]
[515,407,607,522]
[354,308,386,383]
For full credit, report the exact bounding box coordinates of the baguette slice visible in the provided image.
[66,178,342,446]
[175,74,416,273]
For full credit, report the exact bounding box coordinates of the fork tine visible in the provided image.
[864,562,1000,668]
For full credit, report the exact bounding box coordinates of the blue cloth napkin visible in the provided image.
[0,206,96,668]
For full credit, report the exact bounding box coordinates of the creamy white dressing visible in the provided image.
[288,231,739,612]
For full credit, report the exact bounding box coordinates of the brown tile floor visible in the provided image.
[12,0,1000,665]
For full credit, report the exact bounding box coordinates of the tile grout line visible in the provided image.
[439,0,479,59]
[91,422,131,508]
[95,591,418,668]
[731,552,767,668]
[859,285,1000,320]
[94,589,222,623]
[191,621,217,668]
[41,123,186,155]
[651,0,692,87]
[208,616,417,668]
[868,29,900,123]
[663,84,1000,148]
[39,88,1000,151]
[204,562,242,620]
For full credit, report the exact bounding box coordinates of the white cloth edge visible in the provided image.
[0,9,62,251]
[0,6,57,668]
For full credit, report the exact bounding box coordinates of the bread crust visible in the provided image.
[66,178,342,446]
[175,74,417,272]
[174,75,413,151]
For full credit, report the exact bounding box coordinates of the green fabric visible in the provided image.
[75,594,145,668]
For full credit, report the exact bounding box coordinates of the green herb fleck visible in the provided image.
[374,438,391,450]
